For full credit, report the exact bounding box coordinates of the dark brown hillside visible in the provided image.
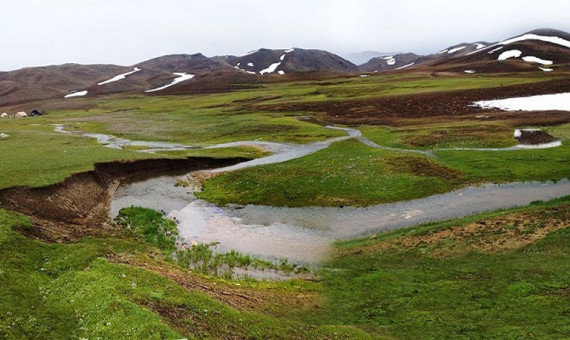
[225,48,359,75]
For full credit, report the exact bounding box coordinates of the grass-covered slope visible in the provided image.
[319,197,570,338]
[198,140,464,207]
[198,137,569,207]
[0,208,370,339]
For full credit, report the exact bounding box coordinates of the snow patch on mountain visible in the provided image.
[468,33,570,56]
[259,49,295,75]
[522,56,553,65]
[497,50,522,61]
[448,46,466,54]
[474,43,486,50]
[65,90,88,98]
[145,73,194,92]
[98,67,141,85]
[498,33,570,49]
[234,63,256,74]
[260,61,282,75]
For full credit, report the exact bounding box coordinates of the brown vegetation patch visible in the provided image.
[517,130,558,145]
[253,77,570,127]
[138,300,223,339]
[404,125,510,147]
[382,155,462,180]
[355,205,569,256]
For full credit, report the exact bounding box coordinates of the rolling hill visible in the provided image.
[0,28,568,108]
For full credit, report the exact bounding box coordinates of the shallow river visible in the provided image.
[111,176,570,264]
[54,124,568,263]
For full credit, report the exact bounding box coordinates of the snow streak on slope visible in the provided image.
[145,73,194,92]
[468,33,570,56]
[98,67,141,85]
[396,62,415,70]
[64,90,88,98]
[488,46,504,54]
[234,63,256,74]
[448,46,466,54]
[259,49,294,75]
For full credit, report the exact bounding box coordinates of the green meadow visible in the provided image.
[0,71,568,338]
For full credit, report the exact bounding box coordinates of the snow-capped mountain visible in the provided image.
[0,28,568,108]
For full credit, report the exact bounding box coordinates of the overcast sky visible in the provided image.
[1,0,569,71]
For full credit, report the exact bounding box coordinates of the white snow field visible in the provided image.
[497,50,522,61]
[145,73,194,92]
[474,92,570,111]
[98,67,141,85]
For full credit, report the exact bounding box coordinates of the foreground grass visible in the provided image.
[318,197,570,338]
[1,195,568,338]
[0,208,368,339]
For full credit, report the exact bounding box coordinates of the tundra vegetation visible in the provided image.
[0,71,568,338]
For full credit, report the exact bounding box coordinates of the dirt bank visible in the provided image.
[0,157,247,242]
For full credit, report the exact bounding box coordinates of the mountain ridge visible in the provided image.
[0,28,568,108]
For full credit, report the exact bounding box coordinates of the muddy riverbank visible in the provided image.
[0,157,247,242]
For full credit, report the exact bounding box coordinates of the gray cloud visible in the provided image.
[1,0,569,71]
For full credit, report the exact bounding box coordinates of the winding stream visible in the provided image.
[110,175,570,263]
[54,124,568,263]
